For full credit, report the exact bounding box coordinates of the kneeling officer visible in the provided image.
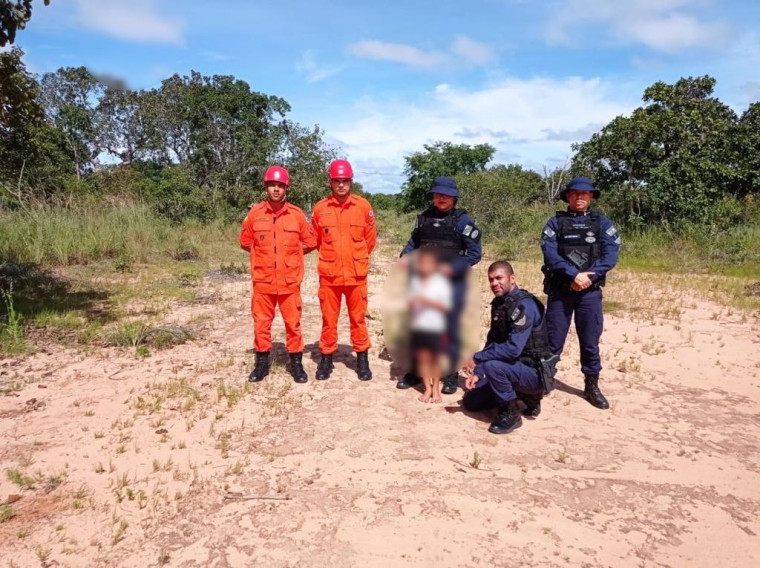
[462,261,556,435]
[240,166,317,383]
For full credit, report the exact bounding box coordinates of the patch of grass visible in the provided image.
[103,322,192,351]
[219,261,247,276]
[114,255,134,274]
[0,503,15,523]
[5,468,38,489]
[112,519,128,546]
[0,287,26,354]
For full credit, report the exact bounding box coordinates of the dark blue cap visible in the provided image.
[566,176,595,192]
[560,176,600,202]
[427,176,458,197]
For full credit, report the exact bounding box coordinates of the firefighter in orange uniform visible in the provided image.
[311,160,377,381]
[240,166,317,383]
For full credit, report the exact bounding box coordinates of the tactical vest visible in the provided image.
[412,208,467,259]
[545,210,606,289]
[487,290,553,364]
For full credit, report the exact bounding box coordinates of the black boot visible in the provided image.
[396,372,421,389]
[356,350,372,381]
[248,351,270,383]
[441,372,459,395]
[315,354,334,381]
[517,392,543,418]
[289,352,308,384]
[584,374,609,409]
[488,399,523,435]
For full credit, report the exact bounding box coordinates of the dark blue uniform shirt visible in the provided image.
[541,210,621,284]
[400,209,482,278]
[473,286,542,364]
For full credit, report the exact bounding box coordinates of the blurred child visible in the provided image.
[408,246,453,403]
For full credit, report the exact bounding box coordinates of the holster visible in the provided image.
[519,354,559,394]
[537,354,559,393]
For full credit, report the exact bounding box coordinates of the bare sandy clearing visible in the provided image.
[1,253,759,568]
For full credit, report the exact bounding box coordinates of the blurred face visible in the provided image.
[416,251,437,277]
[566,190,593,212]
[265,181,288,203]
[330,177,352,199]
[488,268,516,297]
[432,193,456,212]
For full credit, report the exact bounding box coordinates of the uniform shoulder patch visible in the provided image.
[605,225,618,237]
[543,227,556,239]
[510,304,530,330]
[462,224,473,237]
[470,229,480,240]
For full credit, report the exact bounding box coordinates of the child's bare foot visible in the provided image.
[418,391,432,403]
[431,393,443,403]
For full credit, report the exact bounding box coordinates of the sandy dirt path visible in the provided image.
[1,250,759,567]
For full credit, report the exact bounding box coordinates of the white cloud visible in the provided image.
[296,50,343,83]
[451,35,496,66]
[348,35,496,69]
[545,0,731,53]
[348,40,448,69]
[201,51,232,62]
[326,76,637,192]
[75,0,185,46]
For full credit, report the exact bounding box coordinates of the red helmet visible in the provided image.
[328,159,353,180]
[263,166,290,186]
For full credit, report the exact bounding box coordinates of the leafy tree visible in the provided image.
[456,164,544,230]
[573,76,746,226]
[0,0,51,47]
[276,121,337,211]
[95,86,154,165]
[400,141,495,210]
[0,46,42,129]
[736,102,760,196]
[39,66,105,180]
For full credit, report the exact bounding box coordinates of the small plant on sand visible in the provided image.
[555,448,570,464]
[0,288,26,353]
[112,520,128,546]
[469,451,483,469]
[35,546,51,565]
[6,468,38,489]
[158,547,171,565]
[0,503,15,523]
[219,262,247,276]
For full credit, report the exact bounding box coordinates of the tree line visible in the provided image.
[2,37,759,234]
[0,47,339,221]
[394,76,759,234]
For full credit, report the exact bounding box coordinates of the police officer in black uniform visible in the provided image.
[397,176,482,395]
[462,261,555,434]
[541,176,621,409]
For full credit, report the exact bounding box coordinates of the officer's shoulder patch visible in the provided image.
[605,225,618,237]
[510,303,531,330]
[470,229,480,240]
[543,227,556,239]
[462,224,473,237]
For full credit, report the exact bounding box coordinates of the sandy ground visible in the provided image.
[1,250,760,568]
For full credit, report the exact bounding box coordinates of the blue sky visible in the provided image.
[9,0,760,192]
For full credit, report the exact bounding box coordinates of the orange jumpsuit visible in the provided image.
[240,201,317,353]
[311,194,377,354]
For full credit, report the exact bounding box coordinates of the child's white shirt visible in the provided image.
[409,272,452,333]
